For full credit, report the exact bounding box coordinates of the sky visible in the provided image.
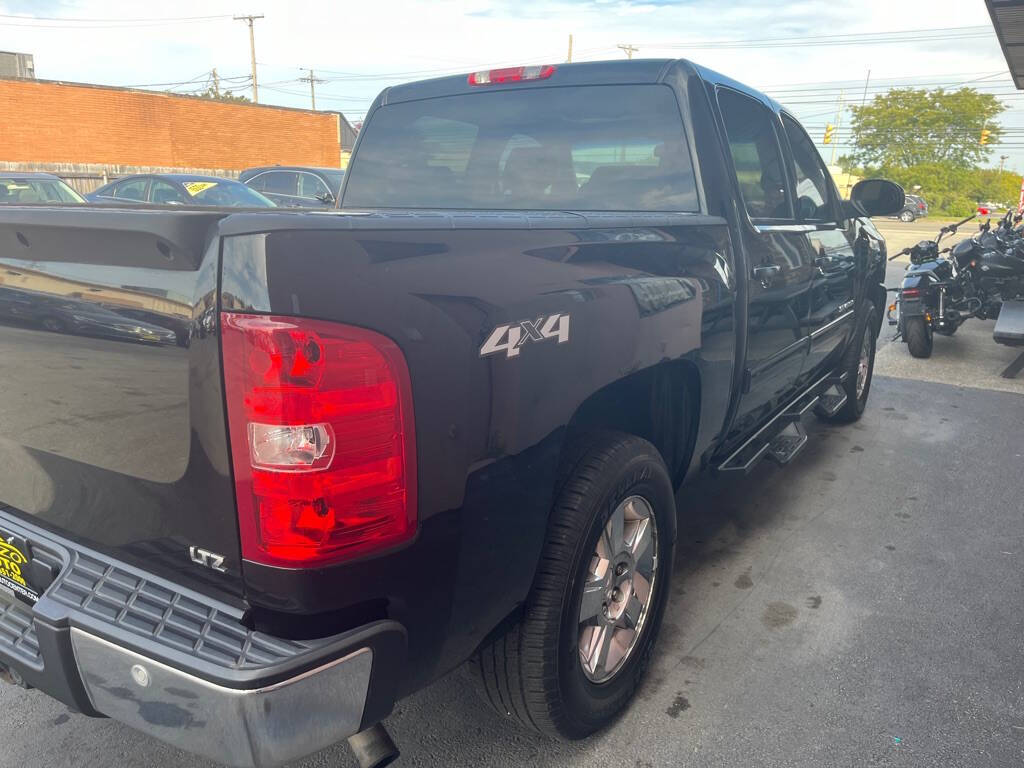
[2,0,1022,171]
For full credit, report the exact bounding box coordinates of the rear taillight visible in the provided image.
[468,65,555,85]
[901,288,921,298]
[918,203,926,210]
[221,313,416,567]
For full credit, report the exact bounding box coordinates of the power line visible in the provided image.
[0,12,233,22]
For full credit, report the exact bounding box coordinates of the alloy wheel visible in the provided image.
[577,495,658,684]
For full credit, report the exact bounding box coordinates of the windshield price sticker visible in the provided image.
[0,535,39,603]
[182,181,218,197]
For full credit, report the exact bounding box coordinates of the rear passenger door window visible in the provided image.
[113,178,149,201]
[298,173,330,200]
[149,180,188,205]
[717,89,791,221]
[259,172,298,196]
[781,114,834,222]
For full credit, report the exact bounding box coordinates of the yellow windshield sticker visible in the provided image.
[0,536,39,603]
[182,181,218,196]
[0,538,28,587]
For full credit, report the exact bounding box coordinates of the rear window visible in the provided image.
[0,177,83,204]
[343,84,699,212]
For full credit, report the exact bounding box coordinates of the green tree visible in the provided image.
[198,86,250,103]
[847,88,1004,169]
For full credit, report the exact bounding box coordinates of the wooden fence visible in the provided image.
[0,161,241,194]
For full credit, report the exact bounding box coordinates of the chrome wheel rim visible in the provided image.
[856,333,872,399]
[577,495,658,684]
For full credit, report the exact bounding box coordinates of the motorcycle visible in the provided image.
[887,210,1024,358]
[949,209,1024,316]
[887,213,980,358]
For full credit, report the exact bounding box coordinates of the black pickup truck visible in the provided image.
[0,59,902,767]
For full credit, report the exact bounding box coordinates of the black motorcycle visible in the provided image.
[887,213,980,358]
[888,210,1024,358]
[949,209,1024,316]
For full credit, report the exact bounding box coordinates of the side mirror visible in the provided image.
[317,191,336,205]
[849,179,905,218]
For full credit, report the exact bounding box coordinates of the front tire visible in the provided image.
[899,210,915,223]
[473,432,676,740]
[818,301,878,423]
[905,316,933,358]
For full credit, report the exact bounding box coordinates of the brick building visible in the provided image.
[1,77,356,191]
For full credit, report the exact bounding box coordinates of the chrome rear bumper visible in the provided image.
[71,629,372,768]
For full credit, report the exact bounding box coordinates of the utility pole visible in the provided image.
[846,68,872,198]
[617,43,639,60]
[1000,154,1009,174]
[567,34,573,63]
[299,68,325,110]
[234,14,264,103]
[211,68,220,98]
[830,90,844,166]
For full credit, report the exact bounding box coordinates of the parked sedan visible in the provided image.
[0,173,85,204]
[896,194,928,222]
[239,166,344,207]
[87,174,275,207]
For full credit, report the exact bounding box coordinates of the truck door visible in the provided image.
[779,113,856,378]
[716,88,815,434]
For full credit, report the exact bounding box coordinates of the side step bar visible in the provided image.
[715,371,848,474]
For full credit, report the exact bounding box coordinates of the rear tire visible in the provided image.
[899,210,915,223]
[472,432,676,740]
[905,316,933,358]
[818,301,878,424]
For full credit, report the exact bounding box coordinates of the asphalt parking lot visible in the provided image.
[1,222,1022,767]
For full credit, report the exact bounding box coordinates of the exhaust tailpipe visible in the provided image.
[347,723,399,768]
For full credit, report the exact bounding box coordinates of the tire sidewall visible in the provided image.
[906,316,933,358]
[556,446,676,736]
[849,304,878,417]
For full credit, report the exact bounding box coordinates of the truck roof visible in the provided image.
[379,58,784,113]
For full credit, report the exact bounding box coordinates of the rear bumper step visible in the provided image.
[0,510,406,768]
[715,371,847,474]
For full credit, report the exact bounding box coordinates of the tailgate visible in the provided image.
[0,207,244,601]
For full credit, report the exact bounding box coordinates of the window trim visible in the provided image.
[779,111,842,226]
[715,86,795,226]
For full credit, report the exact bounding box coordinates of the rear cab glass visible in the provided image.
[343,84,700,212]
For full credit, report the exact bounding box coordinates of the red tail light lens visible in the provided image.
[221,313,416,567]
[468,65,555,85]
[901,288,921,298]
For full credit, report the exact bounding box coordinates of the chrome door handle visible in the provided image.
[753,264,781,288]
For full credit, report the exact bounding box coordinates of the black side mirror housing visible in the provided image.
[848,179,905,218]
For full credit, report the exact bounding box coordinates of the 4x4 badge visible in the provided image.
[480,313,570,359]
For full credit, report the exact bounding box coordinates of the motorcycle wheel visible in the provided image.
[905,316,933,358]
